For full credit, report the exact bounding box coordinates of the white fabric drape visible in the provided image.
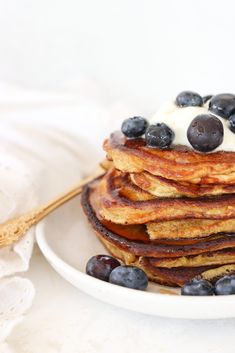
[0,82,133,350]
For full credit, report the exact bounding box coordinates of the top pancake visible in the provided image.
[104,132,235,184]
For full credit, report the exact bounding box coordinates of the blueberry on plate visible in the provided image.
[203,95,213,104]
[181,278,214,296]
[187,114,224,152]
[121,116,149,138]
[228,114,235,133]
[209,93,235,119]
[176,91,203,107]
[86,255,120,282]
[109,265,148,290]
[215,275,235,295]
[145,123,174,148]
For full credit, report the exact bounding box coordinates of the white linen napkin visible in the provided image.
[0,122,91,348]
[0,82,134,350]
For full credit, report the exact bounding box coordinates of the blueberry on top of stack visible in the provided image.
[82,91,235,293]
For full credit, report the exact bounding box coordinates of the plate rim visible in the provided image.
[35,206,235,320]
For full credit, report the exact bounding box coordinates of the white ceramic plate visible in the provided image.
[36,195,235,320]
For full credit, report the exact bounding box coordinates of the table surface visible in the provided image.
[7,246,235,353]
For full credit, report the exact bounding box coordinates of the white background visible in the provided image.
[0,0,235,114]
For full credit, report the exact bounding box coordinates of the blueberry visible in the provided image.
[109,265,148,290]
[121,116,149,138]
[215,275,235,295]
[203,95,213,104]
[176,91,203,107]
[187,114,224,152]
[145,123,174,148]
[181,278,214,296]
[86,255,120,282]
[228,114,235,133]
[209,93,235,119]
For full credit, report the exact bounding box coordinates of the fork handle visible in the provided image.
[0,168,104,248]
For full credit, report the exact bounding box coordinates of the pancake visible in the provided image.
[148,248,235,268]
[104,132,235,184]
[147,218,235,240]
[82,182,235,258]
[199,264,235,283]
[131,172,235,198]
[98,215,235,247]
[93,169,235,224]
[139,257,235,287]
[118,174,156,201]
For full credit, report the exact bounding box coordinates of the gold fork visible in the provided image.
[0,167,104,248]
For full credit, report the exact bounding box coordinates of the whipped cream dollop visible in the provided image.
[151,101,235,152]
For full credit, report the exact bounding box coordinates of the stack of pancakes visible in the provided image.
[81,131,235,287]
